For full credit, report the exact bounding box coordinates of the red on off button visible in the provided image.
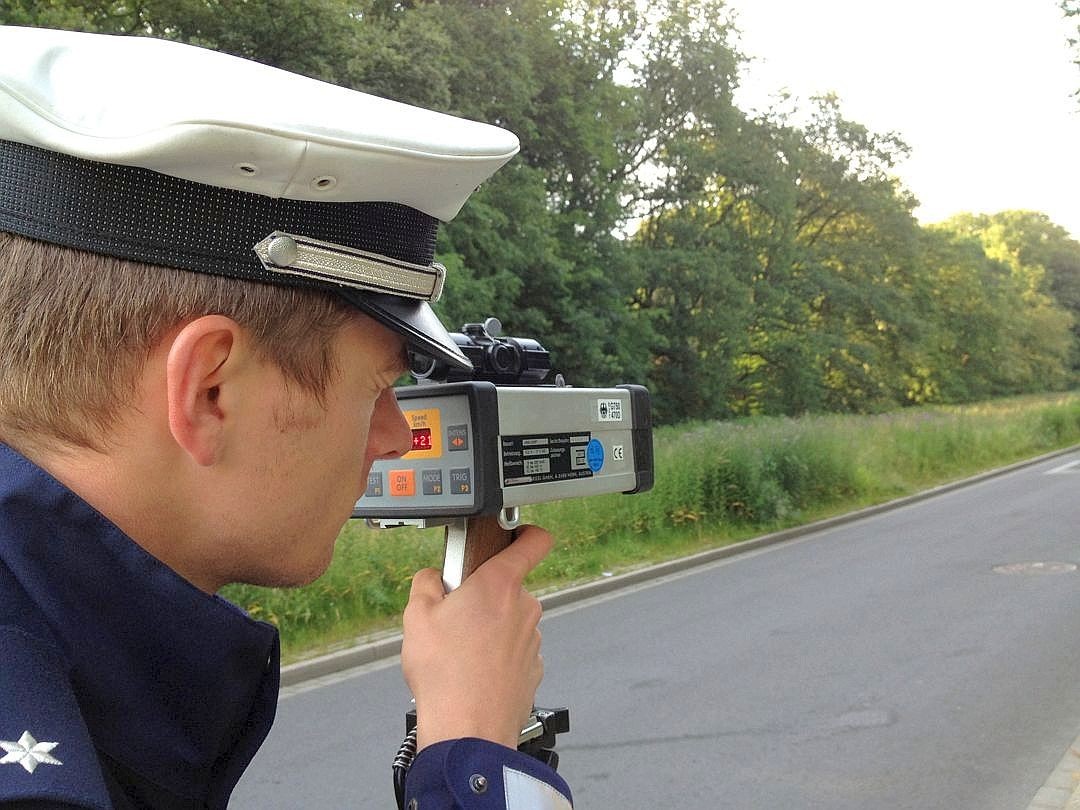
[388,470,415,497]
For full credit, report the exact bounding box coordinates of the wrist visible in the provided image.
[415,710,520,752]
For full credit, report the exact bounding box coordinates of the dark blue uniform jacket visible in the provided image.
[0,445,572,809]
[0,444,278,808]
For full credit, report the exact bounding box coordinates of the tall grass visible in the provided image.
[223,392,1080,660]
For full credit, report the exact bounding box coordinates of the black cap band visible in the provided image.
[0,138,439,285]
[0,138,474,370]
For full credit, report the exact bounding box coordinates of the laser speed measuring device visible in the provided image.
[353,382,652,521]
[352,319,654,546]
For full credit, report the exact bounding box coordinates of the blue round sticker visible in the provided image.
[586,439,604,472]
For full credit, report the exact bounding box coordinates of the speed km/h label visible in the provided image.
[502,433,595,486]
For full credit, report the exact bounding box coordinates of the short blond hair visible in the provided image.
[0,232,355,451]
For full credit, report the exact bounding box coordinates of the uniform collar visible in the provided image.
[0,443,279,805]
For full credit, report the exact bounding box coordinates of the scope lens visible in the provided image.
[486,343,520,374]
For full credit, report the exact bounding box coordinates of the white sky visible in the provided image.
[724,0,1080,239]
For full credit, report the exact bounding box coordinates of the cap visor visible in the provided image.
[339,291,472,372]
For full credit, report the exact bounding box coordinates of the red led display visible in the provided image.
[411,428,433,451]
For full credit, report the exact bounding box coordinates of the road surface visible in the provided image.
[232,450,1080,808]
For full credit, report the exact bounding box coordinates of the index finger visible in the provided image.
[488,524,553,581]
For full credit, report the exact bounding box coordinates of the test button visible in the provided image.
[364,471,384,498]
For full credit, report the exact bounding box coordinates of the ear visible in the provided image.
[165,315,245,466]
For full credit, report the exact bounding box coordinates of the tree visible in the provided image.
[943,211,1080,381]
[928,214,1075,395]
[773,95,919,413]
[1065,0,1080,99]
[1,0,362,81]
[1,0,138,31]
[6,3,1075,422]
[635,91,921,419]
[416,0,747,390]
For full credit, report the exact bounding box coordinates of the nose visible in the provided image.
[368,388,412,462]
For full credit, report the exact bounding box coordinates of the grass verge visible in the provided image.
[222,391,1080,662]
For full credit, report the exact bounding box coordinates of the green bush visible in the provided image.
[223,392,1080,661]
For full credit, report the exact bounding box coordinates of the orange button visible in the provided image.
[388,470,416,497]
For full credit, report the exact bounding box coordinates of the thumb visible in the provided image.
[408,567,447,607]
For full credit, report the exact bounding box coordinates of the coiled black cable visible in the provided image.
[392,726,418,810]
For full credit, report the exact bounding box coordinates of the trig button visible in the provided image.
[421,469,444,496]
[447,425,469,451]
[450,468,472,495]
[364,471,384,498]
[388,470,416,497]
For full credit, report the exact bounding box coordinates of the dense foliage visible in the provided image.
[1066,0,1080,97]
[5,0,1079,424]
[225,391,1080,657]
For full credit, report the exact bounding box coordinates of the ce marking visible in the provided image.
[612,445,625,461]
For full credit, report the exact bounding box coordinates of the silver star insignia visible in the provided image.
[1,731,62,773]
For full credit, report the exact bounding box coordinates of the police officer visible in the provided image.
[0,25,572,810]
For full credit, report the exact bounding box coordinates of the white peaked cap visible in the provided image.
[0,25,519,220]
[0,25,522,369]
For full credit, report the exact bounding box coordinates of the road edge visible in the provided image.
[281,442,1080,687]
[1028,735,1080,809]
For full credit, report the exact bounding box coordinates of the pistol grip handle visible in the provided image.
[442,514,514,591]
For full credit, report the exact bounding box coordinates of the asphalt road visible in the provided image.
[231,450,1080,809]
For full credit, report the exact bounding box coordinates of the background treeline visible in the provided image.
[5,0,1080,424]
